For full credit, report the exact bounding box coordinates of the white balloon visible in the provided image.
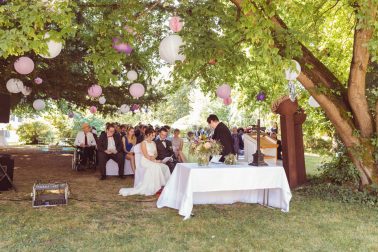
[21,86,32,96]
[120,104,130,113]
[39,33,63,59]
[99,96,106,104]
[6,78,24,93]
[127,70,138,81]
[308,96,320,108]
[33,99,46,111]
[159,35,185,64]
[285,60,301,80]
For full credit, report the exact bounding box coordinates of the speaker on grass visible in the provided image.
[0,94,11,123]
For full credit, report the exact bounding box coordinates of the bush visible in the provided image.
[17,121,56,144]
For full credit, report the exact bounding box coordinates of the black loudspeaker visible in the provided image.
[0,93,11,123]
[0,154,14,191]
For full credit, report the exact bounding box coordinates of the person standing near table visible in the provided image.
[207,114,235,162]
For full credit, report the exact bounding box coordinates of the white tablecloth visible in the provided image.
[157,162,292,220]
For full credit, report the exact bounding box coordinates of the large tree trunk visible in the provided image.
[230,0,378,186]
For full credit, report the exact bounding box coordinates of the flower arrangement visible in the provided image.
[224,154,237,165]
[189,135,222,166]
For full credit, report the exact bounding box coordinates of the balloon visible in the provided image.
[39,33,63,59]
[308,96,320,108]
[169,16,183,32]
[285,60,301,80]
[6,78,23,93]
[129,83,145,98]
[88,84,102,98]
[89,106,97,114]
[127,70,138,81]
[216,84,231,99]
[34,77,43,84]
[21,86,32,96]
[14,56,34,75]
[112,38,133,54]
[33,99,46,111]
[223,97,232,106]
[99,96,106,105]
[68,111,75,118]
[131,104,140,111]
[120,104,130,113]
[159,35,185,64]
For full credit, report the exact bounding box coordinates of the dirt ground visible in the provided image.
[0,146,155,203]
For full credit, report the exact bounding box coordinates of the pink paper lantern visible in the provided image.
[223,97,232,106]
[216,84,231,99]
[89,106,97,114]
[169,16,183,33]
[124,25,136,35]
[14,56,34,75]
[129,83,145,98]
[34,77,43,85]
[88,84,102,98]
[131,104,140,112]
[112,38,133,55]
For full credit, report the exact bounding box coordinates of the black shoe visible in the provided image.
[100,175,106,180]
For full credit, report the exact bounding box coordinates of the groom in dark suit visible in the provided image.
[207,114,235,162]
[155,127,178,172]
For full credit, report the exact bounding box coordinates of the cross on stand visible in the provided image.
[249,119,268,166]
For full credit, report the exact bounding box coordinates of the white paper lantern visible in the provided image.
[159,35,185,64]
[99,96,106,104]
[6,78,24,93]
[127,70,138,81]
[120,104,130,113]
[39,33,63,59]
[308,96,320,108]
[129,83,145,99]
[285,60,301,80]
[33,99,46,111]
[21,86,32,96]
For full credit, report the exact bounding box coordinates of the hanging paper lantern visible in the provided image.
[21,86,32,96]
[256,91,266,101]
[99,96,106,105]
[34,77,43,85]
[159,35,185,64]
[39,33,63,59]
[127,70,138,81]
[33,99,46,111]
[308,96,320,108]
[68,111,75,118]
[129,83,145,98]
[14,56,34,75]
[169,16,183,33]
[89,106,97,114]
[216,84,231,99]
[285,60,301,80]
[6,78,23,93]
[131,104,140,111]
[124,25,136,35]
[223,97,232,106]
[112,38,133,55]
[88,84,102,98]
[120,104,130,113]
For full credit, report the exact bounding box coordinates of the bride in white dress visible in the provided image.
[119,128,171,196]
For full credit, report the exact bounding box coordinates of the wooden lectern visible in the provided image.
[272,96,307,188]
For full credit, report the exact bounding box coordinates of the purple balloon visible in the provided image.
[34,77,43,85]
[256,91,266,101]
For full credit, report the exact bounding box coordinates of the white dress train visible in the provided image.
[119,140,171,196]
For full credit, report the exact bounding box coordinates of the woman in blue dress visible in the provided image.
[122,127,137,172]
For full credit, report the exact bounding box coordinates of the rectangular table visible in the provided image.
[157,162,292,220]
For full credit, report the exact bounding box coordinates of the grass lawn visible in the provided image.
[0,148,377,251]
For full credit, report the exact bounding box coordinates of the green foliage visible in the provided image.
[16,121,55,144]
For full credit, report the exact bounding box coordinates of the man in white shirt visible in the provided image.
[97,123,124,180]
[74,123,97,170]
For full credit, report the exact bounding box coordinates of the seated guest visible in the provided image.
[237,127,244,151]
[120,124,127,137]
[207,114,235,162]
[97,123,124,180]
[122,126,136,173]
[136,125,147,144]
[119,128,170,196]
[155,127,178,172]
[172,129,187,163]
[231,126,240,158]
[187,131,195,141]
[74,123,97,170]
